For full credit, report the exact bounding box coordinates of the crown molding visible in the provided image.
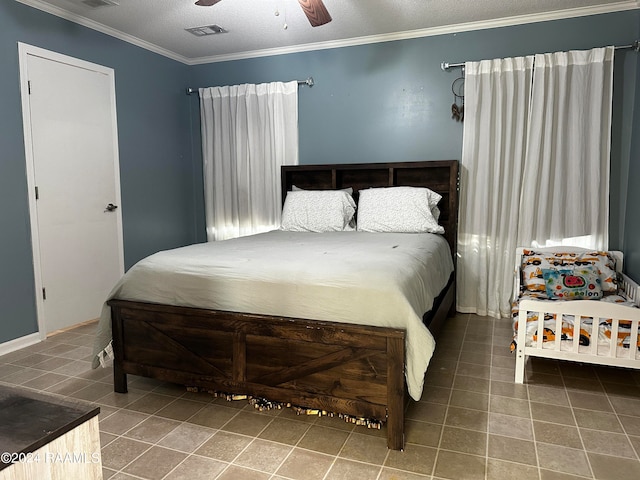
[189,1,640,64]
[16,0,191,64]
[16,0,640,66]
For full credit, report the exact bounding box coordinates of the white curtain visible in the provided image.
[199,81,299,241]
[457,47,614,317]
[518,48,614,250]
[457,56,534,318]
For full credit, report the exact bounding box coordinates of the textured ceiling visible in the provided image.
[17,0,640,64]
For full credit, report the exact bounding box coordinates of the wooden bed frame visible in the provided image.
[108,160,458,450]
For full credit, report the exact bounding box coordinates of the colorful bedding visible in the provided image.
[511,249,639,351]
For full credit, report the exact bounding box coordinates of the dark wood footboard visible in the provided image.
[108,299,407,450]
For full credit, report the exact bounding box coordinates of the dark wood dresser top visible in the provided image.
[0,385,99,471]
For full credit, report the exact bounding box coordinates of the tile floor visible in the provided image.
[1,314,640,479]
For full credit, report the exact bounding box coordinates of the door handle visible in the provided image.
[105,203,118,212]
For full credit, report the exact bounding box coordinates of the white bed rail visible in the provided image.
[515,298,640,383]
[621,272,640,307]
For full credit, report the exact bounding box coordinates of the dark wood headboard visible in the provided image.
[281,160,459,257]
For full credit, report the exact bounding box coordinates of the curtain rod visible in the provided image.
[185,77,314,96]
[440,40,640,71]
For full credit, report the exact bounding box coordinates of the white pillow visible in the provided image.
[422,187,442,221]
[357,186,444,234]
[281,190,356,232]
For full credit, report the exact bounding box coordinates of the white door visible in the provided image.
[19,44,124,336]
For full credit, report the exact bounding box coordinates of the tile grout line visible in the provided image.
[320,426,353,480]
[599,371,640,463]
[110,404,217,480]
[137,398,220,480]
[567,364,608,478]
[99,408,158,476]
[520,327,543,480]
[211,407,280,479]
[429,312,470,478]
[374,443,391,480]
[258,414,316,480]
[99,390,211,477]
[484,316,495,480]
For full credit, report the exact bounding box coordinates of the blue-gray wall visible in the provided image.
[624,45,640,279]
[189,10,640,270]
[0,2,195,343]
[1,3,639,344]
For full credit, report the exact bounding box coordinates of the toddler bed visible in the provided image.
[511,247,640,383]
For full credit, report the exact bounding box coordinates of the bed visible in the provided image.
[94,160,459,450]
[512,247,640,384]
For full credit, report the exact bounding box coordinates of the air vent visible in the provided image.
[81,0,119,7]
[186,25,228,36]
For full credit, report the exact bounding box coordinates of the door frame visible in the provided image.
[18,42,124,339]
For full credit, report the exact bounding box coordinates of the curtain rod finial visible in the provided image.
[297,77,314,86]
[441,62,449,71]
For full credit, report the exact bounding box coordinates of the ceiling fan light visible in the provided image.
[195,0,223,6]
[81,0,119,7]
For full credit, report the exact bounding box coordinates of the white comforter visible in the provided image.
[92,230,453,400]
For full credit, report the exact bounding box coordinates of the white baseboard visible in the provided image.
[0,332,42,357]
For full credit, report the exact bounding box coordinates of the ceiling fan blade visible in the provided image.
[195,0,222,6]
[298,0,332,27]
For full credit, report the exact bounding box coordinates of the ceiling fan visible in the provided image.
[194,0,332,27]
